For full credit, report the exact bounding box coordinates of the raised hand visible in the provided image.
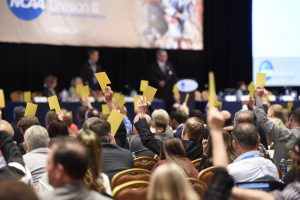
[207,108,225,131]
[104,86,113,103]
[137,96,147,115]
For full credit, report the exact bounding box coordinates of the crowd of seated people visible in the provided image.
[0,83,300,200]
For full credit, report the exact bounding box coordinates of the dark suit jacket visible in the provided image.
[102,142,134,181]
[80,62,101,90]
[134,118,202,160]
[148,62,177,105]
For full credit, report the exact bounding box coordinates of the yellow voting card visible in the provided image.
[48,95,61,114]
[102,104,111,115]
[24,91,31,102]
[256,73,266,88]
[287,102,294,112]
[24,103,38,116]
[248,82,255,98]
[113,93,125,109]
[208,72,217,109]
[140,80,149,92]
[0,89,5,108]
[76,85,90,97]
[107,110,124,136]
[134,95,141,112]
[95,72,111,92]
[143,86,157,103]
[173,85,179,95]
[184,93,190,104]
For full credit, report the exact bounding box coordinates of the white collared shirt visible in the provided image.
[227,150,279,182]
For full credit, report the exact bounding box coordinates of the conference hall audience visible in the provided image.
[23,125,50,187]
[3,75,300,200]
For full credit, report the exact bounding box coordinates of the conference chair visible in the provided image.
[197,166,218,186]
[187,178,208,199]
[192,158,202,169]
[134,156,158,171]
[111,168,151,189]
[112,180,149,200]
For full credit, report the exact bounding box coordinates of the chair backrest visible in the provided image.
[10,91,23,102]
[134,156,158,171]
[197,166,217,186]
[191,158,202,169]
[112,180,149,200]
[187,178,207,199]
[111,168,151,189]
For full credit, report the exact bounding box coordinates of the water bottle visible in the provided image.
[279,158,287,179]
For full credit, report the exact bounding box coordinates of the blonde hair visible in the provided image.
[0,120,14,137]
[147,163,199,200]
[184,117,204,141]
[152,109,170,128]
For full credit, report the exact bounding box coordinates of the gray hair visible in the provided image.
[24,125,49,151]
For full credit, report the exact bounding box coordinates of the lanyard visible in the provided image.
[237,154,257,162]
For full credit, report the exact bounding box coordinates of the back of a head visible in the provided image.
[292,108,300,124]
[13,106,25,122]
[232,123,259,149]
[184,117,204,141]
[77,106,89,123]
[77,130,104,193]
[189,109,206,124]
[45,111,57,128]
[63,112,73,127]
[44,75,57,88]
[162,137,186,160]
[24,125,49,152]
[0,120,14,138]
[47,120,69,138]
[270,104,284,119]
[234,110,254,124]
[88,119,111,142]
[17,116,40,133]
[147,163,198,200]
[170,110,187,124]
[52,137,88,180]
[152,109,169,129]
[85,108,100,120]
[0,179,38,200]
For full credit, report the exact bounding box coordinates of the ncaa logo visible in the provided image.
[7,0,46,21]
[259,60,274,81]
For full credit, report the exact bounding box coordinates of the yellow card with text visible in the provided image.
[101,104,111,115]
[95,72,111,92]
[256,73,266,88]
[143,86,157,103]
[48,95,61,114]
[208,72,217,109]
[24,103,38,117]
[0,89,5,108]
[248,82,255,98]
[107,110,124,136]
[134,95,141,112]
[24,91,31,102]
[184,93,190,104]
[173,85,179,95]
[140,80,149,92]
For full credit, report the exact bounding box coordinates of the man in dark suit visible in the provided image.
[80,49,102,91]
[148,50,178,112]
[84,117,133,181]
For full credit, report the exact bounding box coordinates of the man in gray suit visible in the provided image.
[38,137,111,200]
[23,125,50,186]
